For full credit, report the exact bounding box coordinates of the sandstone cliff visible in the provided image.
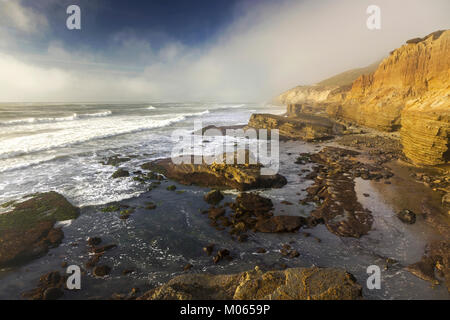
[277,30,449,166]
[328,30,449,135]
[277,62,378,109]
[401,90,450,165]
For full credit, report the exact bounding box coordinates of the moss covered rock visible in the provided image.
[0,192,79,268]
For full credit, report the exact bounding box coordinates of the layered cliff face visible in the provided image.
[325,30,449,166]
[247,113,345,141]
[401,90,450,165]
[329,30,450,134]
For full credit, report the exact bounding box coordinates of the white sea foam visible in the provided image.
[147,105,156,110]
[0,110,112,126]
[0,103,246,207]
[0,110,211,167]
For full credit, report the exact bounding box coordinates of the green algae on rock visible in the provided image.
[0,192,79,268]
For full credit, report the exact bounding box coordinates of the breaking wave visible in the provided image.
[0,110,112,126]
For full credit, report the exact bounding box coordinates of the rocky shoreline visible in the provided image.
[1,30,448,300]
[1,113,448,299]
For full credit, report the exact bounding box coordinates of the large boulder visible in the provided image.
[141,153,287,191]
[138,266,362,300]
[0,192,79,268]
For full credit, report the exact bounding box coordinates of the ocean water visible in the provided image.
[0,102,284,206]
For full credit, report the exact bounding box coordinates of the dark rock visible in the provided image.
[208,207,225,220]
[183,263,193,271]
[87,237,102,246]
[101,156,131,167]
[406,240,450,291]
[204,190,224,205]
[203,244,215,256]
[91,244,117,254]
[304,147,374,238]
[122,269,135,275]
[289,250,300,258]
[111,168,130,179]
[256,248,267,254]
[146,202,157,210]
[237,234,248,242]
[213,249,230,264]
[397,209,416,224]
[119,209,134,219]
[0,192,79,268]
[166,185,177,191]
[85,254,101,268]
[93,265,111,277]
[22,271,66,300]
[255,216,305,233]
[43,287,63,300]
[234,192,273,216]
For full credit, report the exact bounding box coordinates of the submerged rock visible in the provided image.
[254,215,305,233]
[203,244,215,256]
[87,237,102,246]
[93,265,111,277]
[166,185,177,191]
[0,192,79,268]
[101,156,131,167]
[22,271,67,300]
[137,266,362,300]
[111,168,130,179]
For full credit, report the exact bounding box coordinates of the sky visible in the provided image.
[0,0,449,102]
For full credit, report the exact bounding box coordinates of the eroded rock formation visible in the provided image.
[141,153,287,191]
[400,91,450,165]
[303,147,377,238]
[138,266,362,300]
[247,113,345,141]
